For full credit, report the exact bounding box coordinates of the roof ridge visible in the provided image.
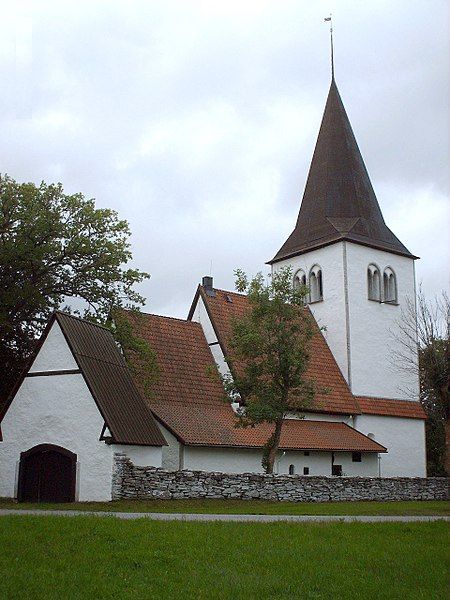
[121,308,201,326]
[354,395,420,402]
[55,310,112,332]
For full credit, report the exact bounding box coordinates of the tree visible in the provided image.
[0,174,149,402]
[225,267,317,473]
[392,289,449,476]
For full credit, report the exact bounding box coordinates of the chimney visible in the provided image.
[202,276,215,297]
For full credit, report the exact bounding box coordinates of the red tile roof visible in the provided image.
[355,397,426,420]
[123,310,385,452]
[192,286,360,416]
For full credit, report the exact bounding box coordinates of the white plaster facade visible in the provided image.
[158,423,183,470]
[117,445,162,467]
[354,414,426,477]
[192,295,229,377]
[183,446,378,477]
[273,241,419,400]
[0,321,162,502]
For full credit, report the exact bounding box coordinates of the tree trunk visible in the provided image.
[265,419,284,474]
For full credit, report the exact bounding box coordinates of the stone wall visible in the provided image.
[112,454,449,503]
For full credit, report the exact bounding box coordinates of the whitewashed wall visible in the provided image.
[272,241,419,401]
[273,242,349,382]
[157,423,182,470]
[191,295,229,377]
[183,446,378,476]
[0,374,114,501]
[0,321,162,502]
[346,243,418,399]
[354,414,426,477]
[115,445,162,467]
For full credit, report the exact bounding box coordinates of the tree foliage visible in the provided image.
[225,267,316,473]
[392,289,449,476]
[0,174,150,401]
[112,310,159,396]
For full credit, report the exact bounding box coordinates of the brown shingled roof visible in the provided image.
[122,309,384,452]
[269,79,415,264]
[191,286,360,416]
[355,397,426,420]
[0,312,167,447]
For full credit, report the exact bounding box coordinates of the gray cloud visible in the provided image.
[1,0,448,318]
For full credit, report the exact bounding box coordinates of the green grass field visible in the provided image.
[0,516,447,599]
[1,497,448,515]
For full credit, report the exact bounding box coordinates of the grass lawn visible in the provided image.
[0,515,447,599]
[1,497,448,515]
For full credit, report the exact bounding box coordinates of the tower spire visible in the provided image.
[268,77,415,264]
[324,15,334,80]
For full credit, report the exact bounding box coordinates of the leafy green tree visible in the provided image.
[0,174,149,401]
[225,267,316,473]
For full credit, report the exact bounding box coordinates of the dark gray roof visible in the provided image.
[1,312,167,447]
[269,79,416,264]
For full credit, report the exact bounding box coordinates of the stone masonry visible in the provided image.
[112,454,449,503]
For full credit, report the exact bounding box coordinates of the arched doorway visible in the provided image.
[17,444,77,503]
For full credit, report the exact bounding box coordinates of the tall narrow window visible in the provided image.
[309,265,323,302]
[293,269,307,304]
[367,264,381,301]
[383,267,397,303]
[288,464,295,475]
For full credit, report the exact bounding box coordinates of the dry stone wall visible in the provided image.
[112,453,449,503]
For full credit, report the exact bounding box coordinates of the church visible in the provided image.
[0,75,426,502]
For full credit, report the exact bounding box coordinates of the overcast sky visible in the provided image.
[1,0,448,318]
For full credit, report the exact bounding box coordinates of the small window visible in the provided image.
[383,267,397,303]
[303,467,309,475]
[288,464,295,475]
[293,270,308,304]
[332,465,342,476]
[293,269,306,289]
[309,265,323,302]
[352,452,362,463]
[367,264,381,301]
[304,451,310,456]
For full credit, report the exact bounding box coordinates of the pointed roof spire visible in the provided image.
[269,79,415,264]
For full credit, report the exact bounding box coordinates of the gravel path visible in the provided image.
[0,509,448,522]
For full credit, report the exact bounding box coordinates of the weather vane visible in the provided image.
[324,14,334,80]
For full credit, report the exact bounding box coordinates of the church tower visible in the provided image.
[269,77,419,402]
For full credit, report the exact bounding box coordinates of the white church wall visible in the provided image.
[184,446,262,473]
[156,423,182,470]
[0,373,114,501]
[354,414,426,477]
[192,295,229,377]
[30,322,79,372]
[183,446,378,476]
[346,243,419,399]
[272,242,349,383]
[115,445,162,467]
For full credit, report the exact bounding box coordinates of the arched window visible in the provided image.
[367,264,381,301]
[293,269,307,304]
[288,464,295,475]
[383,267,397,303]
[309,265,323,302]
[293,269,307,289]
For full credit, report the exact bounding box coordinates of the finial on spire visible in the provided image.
[324,14,334,80]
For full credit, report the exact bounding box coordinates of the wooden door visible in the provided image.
[18,445,76,503]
